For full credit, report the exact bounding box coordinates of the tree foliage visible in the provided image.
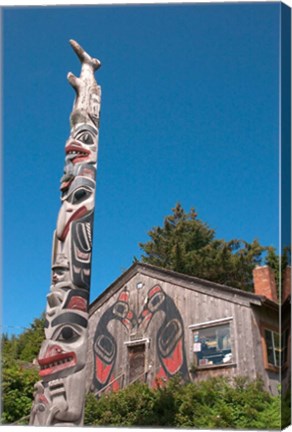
[139,203,283,292]
[1,357,38,424]
[15,315,46,362]
[0,314,45,424]
[265,245,291,293]
[84,375,281,429]
[1,314,45,363]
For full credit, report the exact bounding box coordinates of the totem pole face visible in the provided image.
[51,254,70,286]
[35,309,88,425]
[30,40,101,427]
[39,311,88,381]
[56,175,95,241]
[65,123,98,166]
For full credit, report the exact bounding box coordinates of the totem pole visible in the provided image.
[29,40,101,426]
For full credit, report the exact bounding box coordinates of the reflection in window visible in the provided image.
[264,329,280,367]
[193,323,232,367]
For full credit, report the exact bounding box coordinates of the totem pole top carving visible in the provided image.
[30,40,101,427]
[67,40,101,128]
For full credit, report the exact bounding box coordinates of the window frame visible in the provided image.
[189,317,236,370]
[260,323,281,372]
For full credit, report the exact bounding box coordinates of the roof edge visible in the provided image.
[89,262,279,315]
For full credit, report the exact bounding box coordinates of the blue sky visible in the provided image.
[2,3,281,335]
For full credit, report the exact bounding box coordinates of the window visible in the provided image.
[282,328,290,367]
[264,329,280,367]
[264,327,290,368]
[192,322,233,367]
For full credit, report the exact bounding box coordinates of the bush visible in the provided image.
[84,375,281,429]
[1,358,39,424]
[84,382,157,426]
[281,384,291,428]
[175,376,280,429]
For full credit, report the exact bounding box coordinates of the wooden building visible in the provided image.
[86,263,287,396]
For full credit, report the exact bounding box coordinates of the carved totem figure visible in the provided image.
[30,40,101,426]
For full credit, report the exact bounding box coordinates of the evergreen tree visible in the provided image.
[139,203,279,292]
[16,314,46,362]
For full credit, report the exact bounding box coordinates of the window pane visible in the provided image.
[193,323,232,367]
[217,325,231,350]
[275,348,280,367]
[273,332,280,349]
[264,329,275,366]
[273,332,280,366]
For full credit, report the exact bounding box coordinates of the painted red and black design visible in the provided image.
[93,284,189,394]
[139,285,189,383]
[93,289,138,392]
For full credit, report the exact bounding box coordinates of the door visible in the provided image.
[128,344,146,384]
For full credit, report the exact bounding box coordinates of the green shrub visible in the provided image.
[1,358,38,424]
[84,382,157,426]
[84,375,281,429]
[281,384,291,429]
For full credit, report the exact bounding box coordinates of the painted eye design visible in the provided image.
[75,131,94,145]
[94,335,116,362]
[57,326,80,342]
[148,292,165,313]
[113,301,129,319]
[71,187,91,204]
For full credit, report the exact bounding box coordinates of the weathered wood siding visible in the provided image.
[86,267,278,395]
[250,305,280,394]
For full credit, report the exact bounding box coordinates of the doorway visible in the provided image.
[128,344,146,384]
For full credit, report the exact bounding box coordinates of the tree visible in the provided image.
[0,314,45,425]
[265,245,291,294]
[139,203,279,292]
[16,314,46,362]
[1,314,45,363]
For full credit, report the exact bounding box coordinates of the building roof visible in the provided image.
[89,262,279,316]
